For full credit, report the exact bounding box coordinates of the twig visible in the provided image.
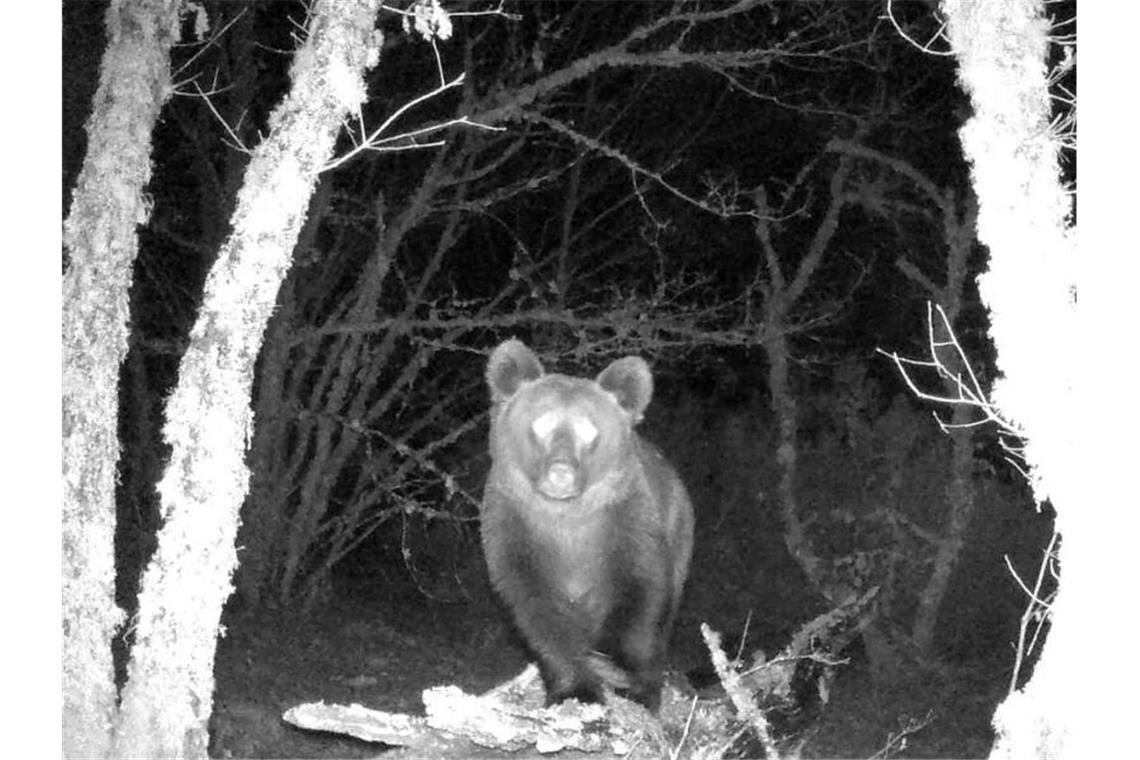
[1006,530,1058,693]
[668,696,700,760]
[879,302,1021,437]
[884,0,954,56]
[173,7,249,78]
[869,709,935,759]
[187,80,252,153]
[324,74,502,172]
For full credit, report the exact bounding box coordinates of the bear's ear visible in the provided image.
[487,339,545,401]
[597,356,653,421]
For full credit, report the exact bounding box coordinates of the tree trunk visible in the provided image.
[911,418,975,654]
[62,1,181,756]
[109,2,383,756]
[911,206,978,655]
[941,1,1092,757]
[830,140,984,662]
[754,156,861,613]
[236,177,333,606]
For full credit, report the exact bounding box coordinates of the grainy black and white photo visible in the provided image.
[61,1,1087,757]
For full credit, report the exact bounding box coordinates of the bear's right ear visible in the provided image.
[486,339,545,401]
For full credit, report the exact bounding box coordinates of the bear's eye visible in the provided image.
[531,410,559,441]
[573,417,598,447]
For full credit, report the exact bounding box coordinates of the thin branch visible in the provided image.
[324,73,502,171]
[520,111,758,221]
[785,151,854,305]
[474,1,787,127]
[186,80,252,153]
[869,709,936,759]
[1006,530,1058,693]
[173,7,249,78]
[829,138,949,211]
[884,0,954,56]
[880,302,1021,436]
[895,255,941,298]
[668,696,701,760]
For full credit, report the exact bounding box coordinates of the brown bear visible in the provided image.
[481,339,694,710]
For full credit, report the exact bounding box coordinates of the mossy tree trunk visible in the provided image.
[109,2,383,755]
[62,1,382,757]
[62,1,181,756]
[941,1,1092,757]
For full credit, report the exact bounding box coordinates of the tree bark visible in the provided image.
[109,2,383,756]
[941,1,1088,757]
[62,1,181,756]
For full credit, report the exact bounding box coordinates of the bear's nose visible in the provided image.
[541,462,579,499]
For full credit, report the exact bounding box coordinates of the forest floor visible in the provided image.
[209,577,1007,759]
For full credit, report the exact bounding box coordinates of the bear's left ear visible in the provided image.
[597,356,653,422]
[487,339,545,402]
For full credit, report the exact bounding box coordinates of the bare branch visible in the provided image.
[324,74,504,172]
[785,151,854,305]
[895,255,940,298]
[475,1,791,126]
[884,0,954,56]
[829,138,948,211]
[1005,530,1058,694]
[173,7,249,78]
[880,303,1008,426]
[521,111,754,220]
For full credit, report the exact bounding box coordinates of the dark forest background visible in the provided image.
[62,1,1068,756]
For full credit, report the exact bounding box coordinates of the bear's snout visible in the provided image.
[538,461,581,500]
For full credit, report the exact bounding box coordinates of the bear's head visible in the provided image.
[486,339,653,501]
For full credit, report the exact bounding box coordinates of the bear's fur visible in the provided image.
[481,339,694,709]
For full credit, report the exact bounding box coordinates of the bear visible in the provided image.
[480,338,694,710]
